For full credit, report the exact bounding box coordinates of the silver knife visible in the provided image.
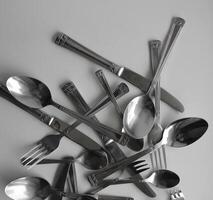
[54,29,184,112]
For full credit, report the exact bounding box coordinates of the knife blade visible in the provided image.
[0,83,103,151]
[61,82,156,197]
[55,32,184,112]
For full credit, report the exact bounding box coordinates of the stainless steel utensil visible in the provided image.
[6,76,141,150]
[62,82,155,197]
[0,83,104,151]
[21,148,108,170]
[87,148,152,186]
[155,117,208,149]
[123,17,185,139]
[103,169,179,189]
[5,177,134,200]
[87,160,149,194]
[147,40,164,169]
[54,27,185,113]
[95,69,123,119]
[170,190,185,200]
[49,157,71,200]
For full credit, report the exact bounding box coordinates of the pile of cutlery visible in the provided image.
[1,17,209,200]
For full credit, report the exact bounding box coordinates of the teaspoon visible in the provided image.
[123,17,185,139]
[5,177,133,200]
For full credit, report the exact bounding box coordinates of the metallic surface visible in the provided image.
[123,17,185,139]
[6,76,141,150]
[62,81,156,197]
[54,32,184,112]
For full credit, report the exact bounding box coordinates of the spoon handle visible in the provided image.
[147,17,185,94]
[95,69,123,119]
[51,100,132,147]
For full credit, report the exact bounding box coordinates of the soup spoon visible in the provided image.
[5,177,133,200]
[123,17,185,139]
[6,76,141,150]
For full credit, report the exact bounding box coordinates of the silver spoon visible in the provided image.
[155,117,208,149]
[5,177,133,200]
[88,169,179,194]
[123,17,185,139]
[6,76,138,149]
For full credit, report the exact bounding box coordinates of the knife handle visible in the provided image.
[55,32,121,74]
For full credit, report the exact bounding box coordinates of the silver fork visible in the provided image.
[87,160,149,194]
[170,190,185,200]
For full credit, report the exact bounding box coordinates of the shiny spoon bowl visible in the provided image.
[155,117,208,148]
[5,177,132,200]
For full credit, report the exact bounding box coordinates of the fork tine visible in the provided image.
[21,145,45,165]
[20,143,42,160]
[135,167,150,174]
[132,163,148,170]
[22,146,46,166]
[129,160,145,167]
[27,150,49,169]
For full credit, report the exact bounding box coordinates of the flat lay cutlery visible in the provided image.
[123,17,185,139]
[62,81,156,197]
[6,76,143,151]
[0,83,104,151]
[88,117,207,185]
[54,29,184,113]
[5,177,134,200]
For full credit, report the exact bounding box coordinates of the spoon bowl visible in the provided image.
[123,95,155,139]
[159,117,208,148]
[146,169,180,189]
[6,76,52,109]
[5,177,51,200]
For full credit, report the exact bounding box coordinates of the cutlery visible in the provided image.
[67,159,78,193]
[147,40,163,169]
[21,148,108,170]
[49,157,71,200]
[123,17,185,139]
[154,117,208,149]
[170,189,185,200]
[6,76,142,150]
[0,83,104,151]
[95,70,144,144]
[62,81,155,197]
[5,177,134,200]
[87,160,149,194]
[87,117,207,185]
[95,69,123,119]
[90,169,179,192]
[54,28,185,113]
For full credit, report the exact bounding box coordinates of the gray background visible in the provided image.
[0,0,212,199]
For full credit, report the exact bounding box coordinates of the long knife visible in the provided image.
[54,30,184,112]
[61,82,156,197]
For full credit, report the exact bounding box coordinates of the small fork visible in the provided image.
[170,190,185,200]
